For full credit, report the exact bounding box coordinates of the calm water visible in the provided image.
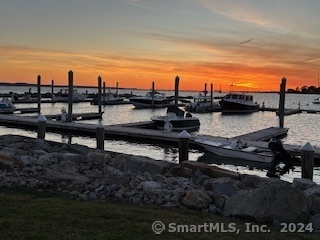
[0,86,320,183]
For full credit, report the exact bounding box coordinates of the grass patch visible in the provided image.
[0,188,317,239]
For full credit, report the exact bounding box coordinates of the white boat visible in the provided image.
[151,105,200,132]
[195,138,274,163]
[185,93,221,113]
[91,90,125,105]
[0,97,16,114]
[53,89,87,103]
[129,91,173,108]
[219,93,259,113]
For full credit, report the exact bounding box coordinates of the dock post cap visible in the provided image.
[37,114,47,122]
[179,130,190,139]
[96,121,104,129]
[301,142,314,152]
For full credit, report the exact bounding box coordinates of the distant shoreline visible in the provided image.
[0,82,283,93]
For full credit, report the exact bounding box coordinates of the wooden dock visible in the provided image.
[45,112,103,121]
[234,127,288,141]
[0,114,318,159]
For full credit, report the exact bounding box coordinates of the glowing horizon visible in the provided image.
[1,0,320,92]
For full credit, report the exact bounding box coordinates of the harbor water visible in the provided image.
[0,86,320,183]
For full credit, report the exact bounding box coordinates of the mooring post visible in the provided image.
[51,79,54,102]
[96,122,105,150]
[37,75,41,114]
[204,83,207,98]
[174,76,179,106]
[68,70,74,122]
[151,81,155,108]
[116,82,119,96]
[179,130,190,163]
[279,77,286,128]
[103,81,106,103]
[98,76,102,113]
[301,142,314,180]
[210,83,213,109]
[37,114,47,139]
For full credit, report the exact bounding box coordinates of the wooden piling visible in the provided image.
[98,76,102,113]
[179,130,190,163]
[210,83,213,109]
[51,79,54,102]
[174,76,179,106]
[96,122,105,150]
[103,81,106,103]
[37,75,41,114]
[279,77,286,128]
[37,114,47,139]
[68,70,73,122]
[301,142,314,180]
[116,82,119,96]
[204,83,207,97]
[151,82,155,107]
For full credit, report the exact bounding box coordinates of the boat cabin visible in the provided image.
[224,93,254,102]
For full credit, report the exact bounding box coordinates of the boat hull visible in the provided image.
[219,100,259,113]
[130,99,173,109]
[152,117,200,131]
[195,139,273,163]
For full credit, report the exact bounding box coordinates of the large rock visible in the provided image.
[0,151,23,170]
[182,189,212,209]
[240,174,290,189]
[224,185,310,223]
[307,213,320,232]
[111,154,172,174]
[304,185,320,214]
[292,178,317,191]
[40,169,90,186]
[87,151,112,165]
[204,177,240,197]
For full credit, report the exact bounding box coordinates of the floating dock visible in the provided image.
[0,114,318,160]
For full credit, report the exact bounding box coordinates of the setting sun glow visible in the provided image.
[1,0,320,92]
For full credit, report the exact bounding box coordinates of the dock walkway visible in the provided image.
[0,114,318,159]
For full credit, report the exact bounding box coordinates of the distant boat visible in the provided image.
[129,91,173,109]
[151,105,200,132]
[219,93,259,113]
[184,93,221,113]
[0,97,15,114]
[91,90,125,105]
[52,89,87,103]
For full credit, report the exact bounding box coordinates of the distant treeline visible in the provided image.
[287,85,320,94]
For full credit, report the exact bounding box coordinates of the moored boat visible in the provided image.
[0,98,16,114]
[91,90,125,105]
[195,138,274,163]
[53,89,87,103]
[151,105,200,132]
[219,93,259,113]
[129,91,173,108]
[185,93,221,113]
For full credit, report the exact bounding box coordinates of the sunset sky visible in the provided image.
[1,0,320,91]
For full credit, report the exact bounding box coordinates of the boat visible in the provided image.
[0,97,16,114]
[129,91,173,108]
[185,93,221,113]
[91,90,125,105]
[219,93,259,113]
[12,92,38,103]
[195,138,274,163]
[52,89,87,103]
[151,105,200,132]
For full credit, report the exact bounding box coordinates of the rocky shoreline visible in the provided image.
[0,134,319,231]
